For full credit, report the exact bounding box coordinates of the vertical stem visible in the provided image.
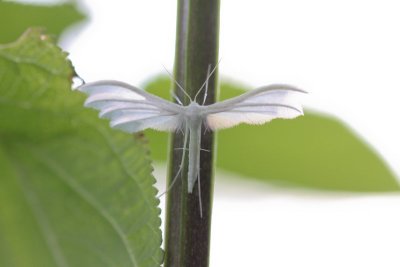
[164,0,220,267]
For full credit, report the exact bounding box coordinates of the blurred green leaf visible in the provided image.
[0,0,85,43]
[0,29,163,267]
[144,76,399,192]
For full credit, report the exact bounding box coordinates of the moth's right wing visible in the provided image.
[204,84,306,130]
[78,80,184,133]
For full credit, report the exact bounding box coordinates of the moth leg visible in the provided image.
[157,124,189,198]
[203,121,211,135]
[157,168,182,198]
[174,148,209,152]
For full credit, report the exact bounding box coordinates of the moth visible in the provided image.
[78,68,305,214]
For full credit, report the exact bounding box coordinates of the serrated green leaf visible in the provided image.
[144,76,399,192]
[0,1,85,43]
[0,29,163,267]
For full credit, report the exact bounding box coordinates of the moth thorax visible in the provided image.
[185,102,202,117]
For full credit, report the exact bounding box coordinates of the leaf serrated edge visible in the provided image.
[0,28,74,78]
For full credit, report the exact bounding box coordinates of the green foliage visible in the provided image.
[0,0,85,43]
[145,76,399,192]
[0,29,163,267]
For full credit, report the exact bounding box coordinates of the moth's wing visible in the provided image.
[204,84,305,130]
[78,80,184,133]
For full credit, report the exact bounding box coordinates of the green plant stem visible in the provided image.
[164,0,220,266]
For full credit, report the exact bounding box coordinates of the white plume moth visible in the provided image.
[78,67,305,216]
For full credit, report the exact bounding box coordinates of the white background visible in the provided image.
[56,0,400,266]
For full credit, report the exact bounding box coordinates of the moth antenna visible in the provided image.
[162,64,192,102]
[193,58,221,103]
[197,171,203,218]
[202,64,212,105]
[157,124,189,198]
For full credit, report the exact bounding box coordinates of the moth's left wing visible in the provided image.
[78,80,184,133]
[204,84,306,130]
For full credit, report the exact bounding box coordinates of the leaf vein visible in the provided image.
[28,146,140,267]
[10,153,70,267]
[0,52,66,77]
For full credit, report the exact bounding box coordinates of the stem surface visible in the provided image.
[164,0,220,266]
